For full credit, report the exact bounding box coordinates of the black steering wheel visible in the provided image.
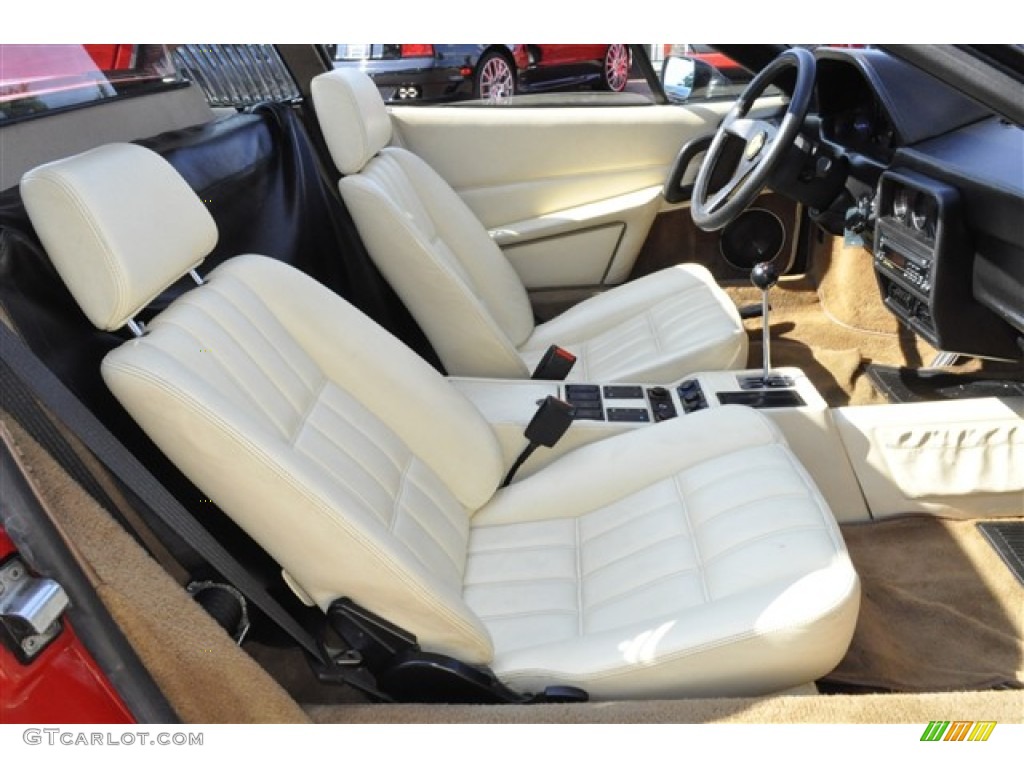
[691,48,816,232]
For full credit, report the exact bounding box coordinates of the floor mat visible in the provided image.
[822,516,1024,693]
[979,521,1024,587]
[866,364,1024,404]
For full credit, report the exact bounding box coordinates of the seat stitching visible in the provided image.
[679,453,785,496]
[463,574,577,588]
[692,490,815,530]
[575,517,584,637]
[389,455,413,534]
[582,566,702,616]
[297,438,394,526]
[301,417,402,502]
[404,463,468,537]
[473,607,578,621]
[203,280,321,404]
[467,541,577,556]
[645,309,663,354]
[396,463,467,571]
[581,530,691,580]
[314,394,406,475]
[157,318,302,438]
[290,377,329,446]
[673,473,710,603]
[389,456,458,577]
[578,498,678,546]
[701,523,827,568]
[777,448,848,551]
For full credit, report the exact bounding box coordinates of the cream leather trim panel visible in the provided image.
[491,186,663,288]
[835,397,1024,518]
[390,103,724,226]
[390,103,728,288]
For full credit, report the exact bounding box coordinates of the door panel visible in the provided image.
[389,101,732,293]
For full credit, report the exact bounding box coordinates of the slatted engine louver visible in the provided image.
[173,44,301,108]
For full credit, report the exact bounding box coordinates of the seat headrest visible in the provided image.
[20,143,217,331]
[311,69,393,175]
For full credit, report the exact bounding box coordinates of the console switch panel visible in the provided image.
[564,385,605,421]
[676,379,708,414]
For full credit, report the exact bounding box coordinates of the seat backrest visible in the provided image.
[312,69,537,379]
[20,143,503,663]
[0,105,442,536]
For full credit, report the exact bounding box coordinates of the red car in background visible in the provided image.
[327,44,631,102]
[0,44,175,121]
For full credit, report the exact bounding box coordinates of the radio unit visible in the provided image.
[875,230,932,298]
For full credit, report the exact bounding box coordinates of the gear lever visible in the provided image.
[748,261,790,388]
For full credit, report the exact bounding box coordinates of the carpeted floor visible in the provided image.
[824,515,1024,693]
[306,688,1024,724]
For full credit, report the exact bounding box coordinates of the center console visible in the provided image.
[450,367,868,522]
[560,371,811,423]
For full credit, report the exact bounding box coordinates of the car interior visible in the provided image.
[0,43,1021,725]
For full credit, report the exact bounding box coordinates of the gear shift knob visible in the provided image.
[750,261,779,291]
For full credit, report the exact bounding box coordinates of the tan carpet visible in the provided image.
[825,515,1024,693]
[306,688,1024,724]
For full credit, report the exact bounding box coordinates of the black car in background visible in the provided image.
[326,44,631,102]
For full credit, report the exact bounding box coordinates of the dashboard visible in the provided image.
[806,48,1024,361]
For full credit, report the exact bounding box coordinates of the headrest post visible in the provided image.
[189,269,205,286]
[126,319,145,338]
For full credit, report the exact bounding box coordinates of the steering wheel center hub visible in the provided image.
[745,131,768,161]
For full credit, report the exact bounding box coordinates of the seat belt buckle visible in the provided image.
[524,395,575,448]
[531,345,577,381]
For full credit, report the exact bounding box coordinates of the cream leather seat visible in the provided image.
[22,143,859,700]
[311,69,748,381]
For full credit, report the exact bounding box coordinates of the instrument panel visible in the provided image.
[809,49,1023,360]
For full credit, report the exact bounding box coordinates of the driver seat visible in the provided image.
[311,69,747,381]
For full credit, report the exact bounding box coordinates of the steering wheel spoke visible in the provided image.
[706,151,761,213]
[690,48,816,232]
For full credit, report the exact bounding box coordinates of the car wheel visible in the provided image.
[474,52,516,102]
[601,44,630,92]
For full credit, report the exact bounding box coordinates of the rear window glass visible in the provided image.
[0,44,184,124]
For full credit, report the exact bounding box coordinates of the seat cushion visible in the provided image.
[520,264,748,382]
[465,406,860,699]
